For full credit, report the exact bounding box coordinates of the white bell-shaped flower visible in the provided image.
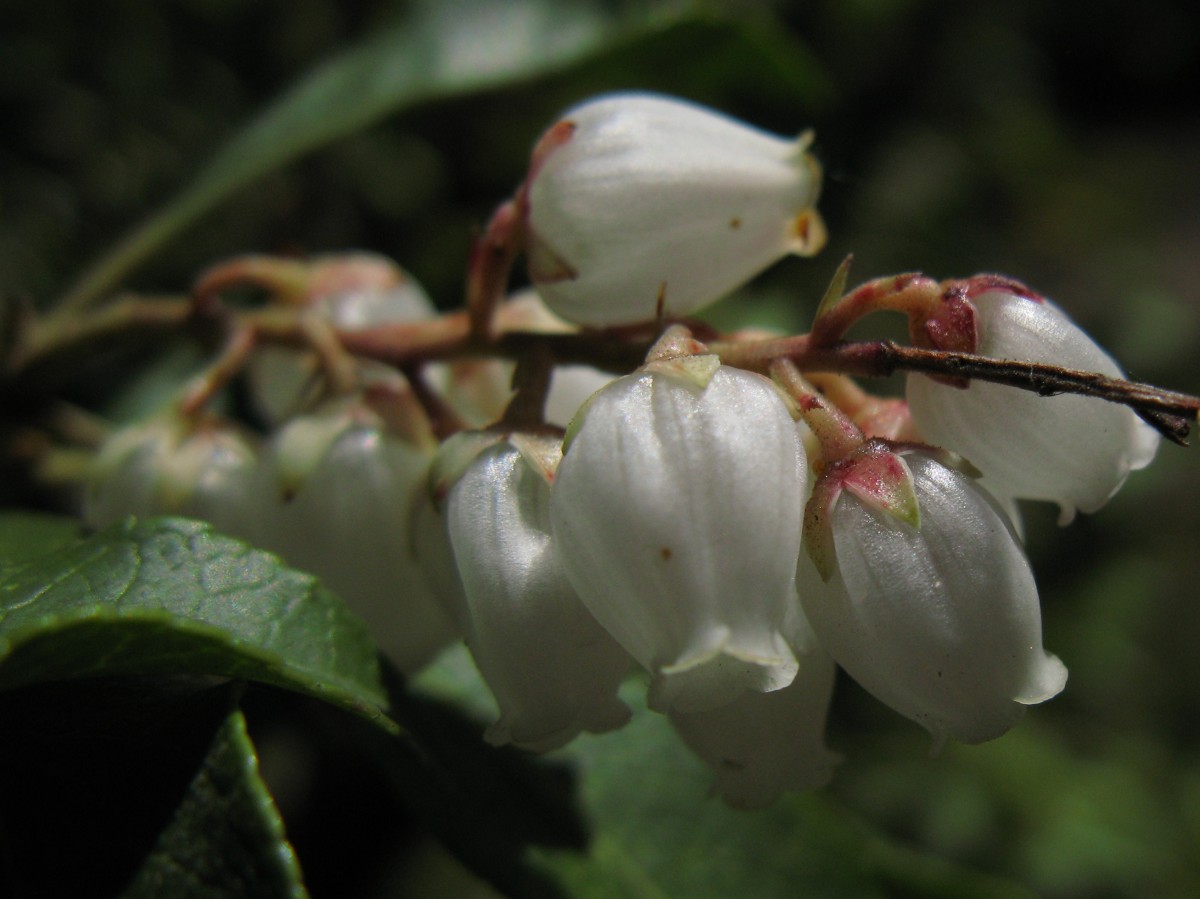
[907,288,1159,522]
[668,607,839,809]
[798,445,1067,746]
[246,393,457,673]
[525,92,826,326]
[84,412,256,537]
[551,354,806,713]
[447,436,632,752]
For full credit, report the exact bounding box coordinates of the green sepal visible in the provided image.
[643,352,722,390]
[509,432,564,486]
[811,255,853,329]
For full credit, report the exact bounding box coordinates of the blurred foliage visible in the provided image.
[3,0,1200,896]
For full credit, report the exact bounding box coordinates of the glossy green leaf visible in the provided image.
[122,706,308,899]
[0,516,392,729]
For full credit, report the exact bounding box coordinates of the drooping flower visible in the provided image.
[445,434,632,751]
[668,606,839,809]
[906,284,1159,522]
[524,92,826,326]
[798,442,1067,746]
[83,411,257,537]
[550,343,807,713]
[245,391,458,673]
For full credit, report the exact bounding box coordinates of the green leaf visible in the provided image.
[0,510,84,565]
[512,682,1035,898]
[122,705,308,899]
[0,678,250,897]
[0,516,393,729]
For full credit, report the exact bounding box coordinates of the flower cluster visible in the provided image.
[83,92,1162,808]
[85,264,609,675]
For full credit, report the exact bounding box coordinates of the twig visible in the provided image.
[715,334,1198,445]
[6,294,1198,446]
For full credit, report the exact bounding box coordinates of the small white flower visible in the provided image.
[907,287,1159,522]
[447,436,632,751]
[798,444,1067,746]
[84,413,256,537]
[524,92,826,326]
[668,607,839,809]
[551,356,806,713]
[247,394,457,673]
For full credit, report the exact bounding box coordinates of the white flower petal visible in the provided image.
[545,364,614,430]
[448,442,631,752]
[907,290,1159,520]
[409,484,470,629]
[799,450,1066,745]
[249,402,457,673]
[249,278,437,424]
[551,364,806,713]
[526,93,824,326]
[84,415,257,537]
[668,609,839,809]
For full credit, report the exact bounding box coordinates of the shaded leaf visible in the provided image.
[122,706,307,899]
[306,659,588,899]
[524,13,833,112]
[0,679,245,898]
[535,684,1035,897]
[0,516,392,729]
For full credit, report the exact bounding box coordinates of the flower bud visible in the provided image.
[525,92,826,326]
[668,607,839,809]
[906,286,1159,522]
[551,357,807,713]
[446,435,632,751]
[246,394,457,673]
[798,445,1067,746]
[84,413,256,537]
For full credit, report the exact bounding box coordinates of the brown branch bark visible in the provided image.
[6,296,1197,445]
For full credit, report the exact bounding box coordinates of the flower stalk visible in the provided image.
[5,285,1198,444]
